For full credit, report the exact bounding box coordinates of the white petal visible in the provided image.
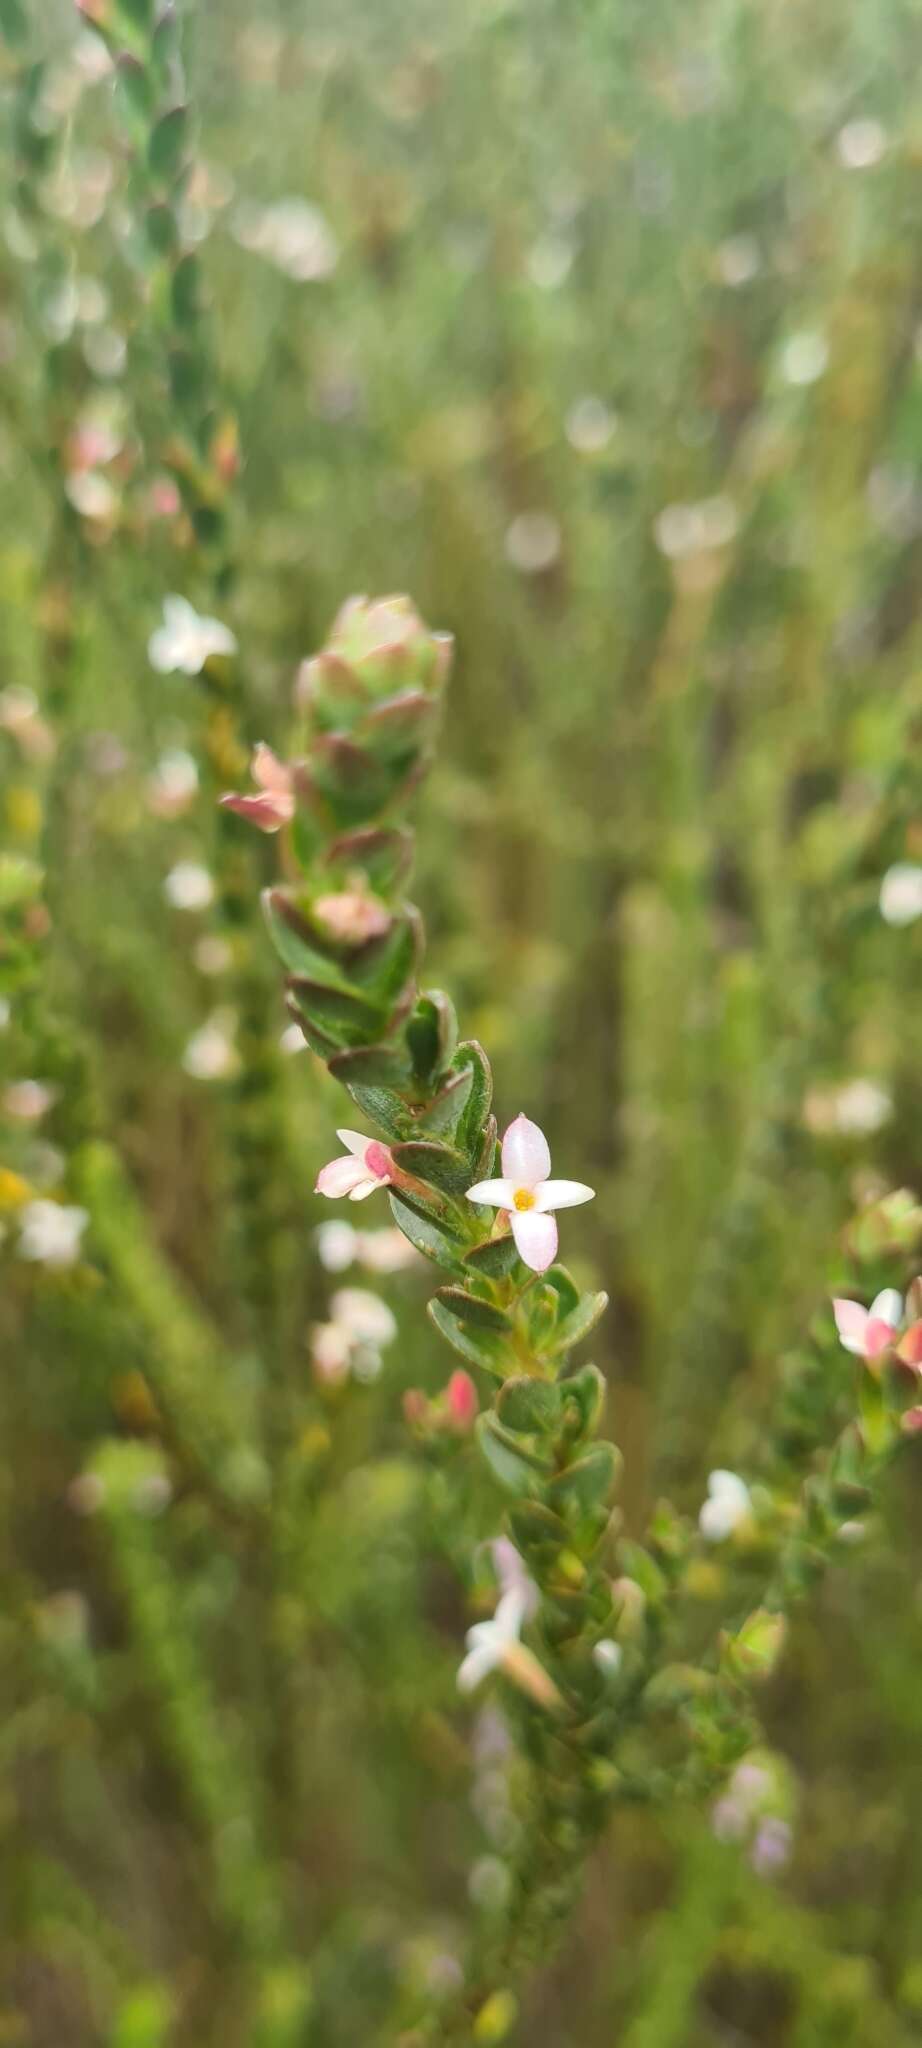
[147,626,177,673]
[316,1154,369,1198]
[535,1179,594,1212]
[347,1176,381,1201]
[501,1113,551,1189]
[492,1587,527,1644]
[457,1640,497,1694]
[337,1128,371,1157]
[510,1208,558,1272]
[708,1470,750,1514]
[466,1177,516,1208]
[832,1298,869,1355]
[870,1289,902,1328]
[699,1498,735,1542]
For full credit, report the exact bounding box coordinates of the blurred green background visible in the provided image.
[2,0,922,2041]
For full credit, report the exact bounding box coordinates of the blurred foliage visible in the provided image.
[1,0,921,2042]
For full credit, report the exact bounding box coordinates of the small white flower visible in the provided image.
[329,1288,397,1349]
[458,1587,530,1695]
[279,1022,305,1055]
[3,1079,57,1122]
[147,748,198,817]
[592,1638,623,1677]
[504,512,561,575]
[466,1113,594,1273]
[234,198,339,282]
[879,863,922,927]
[18,1199,89,1268]
[699,1469,752,1543]
[316,1221,359,1272]
[163,861,214,912]
[182,1011,238,1081]
[316,1129,396,1203]
[148,595,237,676]
[780,331,829,387]
[837,118,886,170]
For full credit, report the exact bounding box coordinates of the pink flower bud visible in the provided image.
[446,1370,478,1432]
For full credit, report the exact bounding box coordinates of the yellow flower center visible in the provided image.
[513,1187,535,1211]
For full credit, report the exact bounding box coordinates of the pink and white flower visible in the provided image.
[832,1289,902,1361]
[220,743,295,833]
[315,1129,396,1203]
[465,1112,594,1273]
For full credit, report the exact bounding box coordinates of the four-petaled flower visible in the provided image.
[465,1113,594,1272]
[833,1289,902,1361]
[148,595,237,676]
[316,1129,396,1203]
[220,743,296,833]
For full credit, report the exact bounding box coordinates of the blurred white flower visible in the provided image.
[148,596,237,676]
[279,1022,306,1055]
[654,495,738,559]
[164,861,214,912]
[714,234,760,286]
[837,118,886,169]
[458,1587,529,1694]
[699,1469,752,1543]
[780,331,829,386]
[804,1078,893,1137]
[504,512,561,575]
[316,1221,359,1272]
[194,936,233,977]
[329,1288,397,1348]
[65,471,117,522]
[182,1011,238,1080]
[234,198,339,282]
[879,862,922,927]
[3,1079,57,1122]
[527,231,574,290]
[592,1638,623,1677]
[18,1199,89,1268]
[357,1227,419,1274]
[147,748,199,818]
[565,395,617,454]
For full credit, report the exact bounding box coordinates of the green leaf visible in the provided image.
[148,104,189,186]
[418,1063,474,1141]
[310,734,388,821]
[496,1377,561,1435]
[548,1442,620,1521]
[476,1415,546,1495]
[508,1500,568,1559]
[328,1044,412,1091]
[549,1291,609,1356]
[560,1363,606,1437]
[405,989,458,1083]
[541,1265,581,1320]
[262,891,354,990]
[434,1287,512,1332]
[428,1299,509,1377]
[346,1085,412,1143]
[448,1041,493,1155]
[326,824,414,892]
[357,689,437,764]
[288,976,384,1048]
[464,1234,521,1281]
[170,253,201,329]
[145,202,180,259]
[391,1139,471,1197]
[524,1284,559,1349]
[113,55,155,132]
[350,911,421,1007]
[389,1194,463,1269]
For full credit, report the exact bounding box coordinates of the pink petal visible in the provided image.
[316,1154,370,1198]
[897,1321,922,1368]
[535,1179,594,1212]
[510,1208,558,1272]
[252,742,293,796]
[337,1129,373,1157]
[219,791,291,832]
[832,1298,869,1356]
[502,1114,551,1189]
[466,1177,517,1208]
[364,1141,394,1182]
[865,1318,896,1360]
